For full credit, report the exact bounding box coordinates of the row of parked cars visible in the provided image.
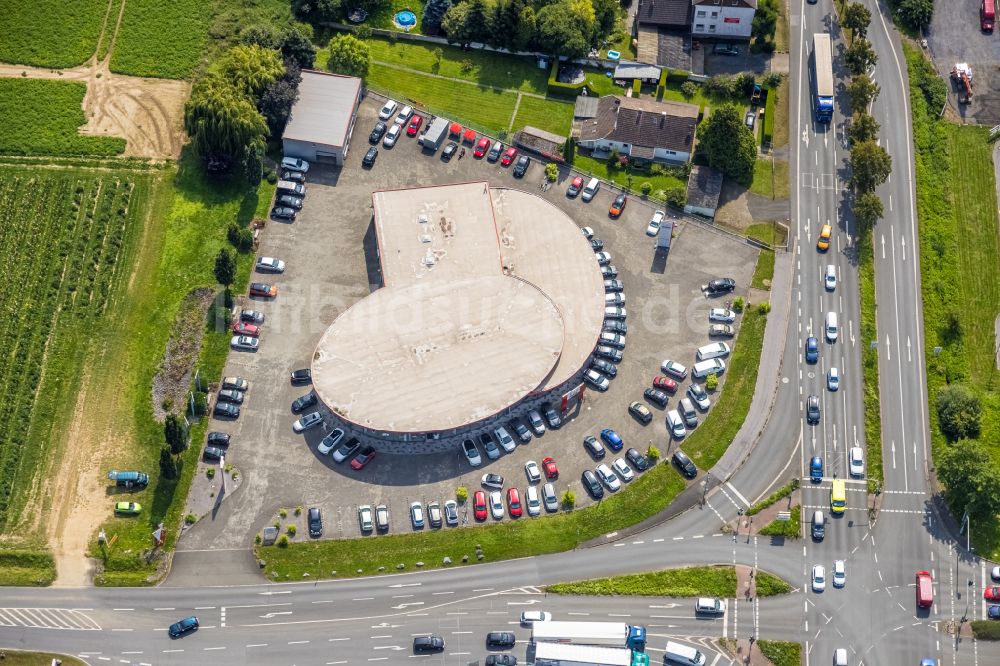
[271,156,310,221]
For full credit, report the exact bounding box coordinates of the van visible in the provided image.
[276,180,305,197]
[811,510,825,540]
[916,570,934,609]
[581,177,601,202]
[825,312,839,342]
[692,358,726,378]
[679,397,698,427]
[983,0,995,31]
[834,648,848,666]
[830,479,846,515]
[664,640,707,666]
[696,342,731,361]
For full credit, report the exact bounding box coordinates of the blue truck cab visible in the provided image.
[810,456,823,482]
[626,624,646,651]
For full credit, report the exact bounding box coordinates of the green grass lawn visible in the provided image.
[746,221,788,248]
[547,565,791,598]
[750,250,775,290]
[746,480,797,515]
[757,640,802,666]
[905,44,1000,557]
[758,505,801,538]
[0,650,88,666]
[109,0,210,78]
[858,228,883,492]
[570,152,687,196]
[0,549,55,586]
[772,79,790,148]
[0,0,108,69]
[0,80,126,156]
[750,158,791,200]
[512,95,574,136]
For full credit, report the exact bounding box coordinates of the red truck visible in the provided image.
[916,570,934,609]
[984,0,996,32]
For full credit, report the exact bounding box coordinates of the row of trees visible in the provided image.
[841,3,891,235]
[430,0,620,59]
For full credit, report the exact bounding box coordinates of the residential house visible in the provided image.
[575,95,699,165]
[691,0,757,39]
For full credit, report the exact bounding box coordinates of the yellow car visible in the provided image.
[114,501,142,516]
[817,224,832,251]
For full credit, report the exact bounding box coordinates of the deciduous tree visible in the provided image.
[937,439,1000,523]
[849,139,891,193]
[844,38,877,76]
[280,28,317,69]
[848,113,880,145]
[853,191,883,234]
[214,248,237,286]
[895,0,934,32]
[184,72,270,172]
[422,0,454,32]
[215,45,285,100]
[842,2,872,39]
[327,33,370,78]
[697,104,757,184]
[534,0,595,58]
[752,0,779,51]
[164,413,189,456]
[936,384,981,441]
[291,0,341,24]
[847,74,880,113]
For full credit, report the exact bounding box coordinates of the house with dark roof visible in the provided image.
[574,96,699,165]
[691,0,757,39]
[685,165,724,218]
[636,0,692,28]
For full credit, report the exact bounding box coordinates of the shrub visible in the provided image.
[456,486,468,503]
[279,507,288,518]
[758,301,772,315]
[561,490,576,509]
[295,505,303,516]
[971,620,1000,641]
[681,81,698,98]
[705,374,719,391]
[640,181,652,195]
[732,297,745,312]
[632,79,641,96]
[227,222,254,252]
[545,163,558,182]
[461,59,475,73]
[666,187,687,208]
[185,513,198,525]
[206,468,216,479]
[255,533,262,545]
[935,384,981,441]
[287,524,297,536]
[647,444,660,462]
[277,535,289,548]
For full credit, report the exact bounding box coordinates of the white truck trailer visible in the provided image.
[531,621,647,651]
[533,641,649,666]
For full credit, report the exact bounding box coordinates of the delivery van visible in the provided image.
[664,641,707,666]
[581,178,601,202]
[916,570,934,609]
[830,479,846,515]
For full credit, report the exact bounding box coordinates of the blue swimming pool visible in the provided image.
[394,10,417,29]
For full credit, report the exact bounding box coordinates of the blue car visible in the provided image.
[805,336,819,364]
[810,456,823,481]
[168,616,199,638]
[989,605,1000,619]
[600,428,623,451]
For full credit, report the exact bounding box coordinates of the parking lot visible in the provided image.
[927,0,1000,124]
[178,93,760,551]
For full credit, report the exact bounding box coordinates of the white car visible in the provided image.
[281,156,310,173]
[595,251,612,265]
[991,565,1000,582]
[394,105,413,125]
[524,460,541,483]
[827,367,840,391]
[595,463,621,492]
[292,411,322,433]
[812,564,826,592]
[661,359,688,380]
[709,308,736,323]
[542,483,558,512]
[377,99,398,120]
[824,264,837,291]
[489,491,504,520]
[581,226,594,239]
[231,335,259,351]
[612,457,635,482]
[834,649,847,666]
[358,504,374,532]
[666,410,687,439]
[481,473,504,490]
[463,439,482,467]
[849,446,865,477]
[494,426,516,453]
[383,123,402,147]
[444,499,459,526]
[583,369,610,391]
[255,256,285,273]
[410,501,424,528]
[317,428,345,455]
[525,485,541,516]
[520,610,552,625]
[646,210,665,236]
[687,384,711,410]
[833,560,846,587]
[526,409,546,435]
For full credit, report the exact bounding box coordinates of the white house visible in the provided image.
[691,0,757,39]
[575,96,699,165]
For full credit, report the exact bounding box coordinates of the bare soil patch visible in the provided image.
[152,288,215,422]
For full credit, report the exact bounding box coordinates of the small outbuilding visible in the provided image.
[685,166,724,218]
[513,126,566,163]
[282,70,363,166]
[612,61,662,85]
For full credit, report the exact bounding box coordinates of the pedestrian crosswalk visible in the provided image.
[0,607,100,630]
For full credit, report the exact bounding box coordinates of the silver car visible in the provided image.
[292,412,322,433]
[410,501,425,529]
[317,428,345,455]
[542,483,559,512]
[526,409,546,435]
[255,256,285,273]
[358,504,374,532]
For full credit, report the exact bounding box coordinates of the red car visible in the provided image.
[500,147,518,166]
[249,282,277,298]
[986,586,1000,602]
[350,445,376,470]
[473,490,487,521]
[232,321,260,337]
[406,115,423,137]
[506,488,522,518]
[653,375,679,393]
[609,193,627,217]
[567,176,584,197]
[473,137,491,158]
[542,457,559,480]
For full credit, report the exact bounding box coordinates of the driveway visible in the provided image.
[176,93,760,553]
[926,0,1000,124]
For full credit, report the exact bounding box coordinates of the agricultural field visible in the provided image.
[0,165,149,541]
[0,80,126,157]
[108,0,210,79]
[0,0,108,69]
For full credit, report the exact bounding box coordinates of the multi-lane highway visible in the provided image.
[0,3,994,666]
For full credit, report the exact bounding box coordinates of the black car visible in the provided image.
[204,446,225,460]
[362,146,378,167]
[595,345,623,362]
[369,121,387,143]
[413,635,445,652]
[271,206,296,221]
[512,155,530,178]
[709,324,735,337]
[168,616,199,638]
[604,278,624,292]
[541,403,562,429]
[308,507,323,537]
[806,394,821,424]
[508,418,532,442]
[241,309,264,324]
[644,387,669,408]
[706,277,736,294]
[590,239,605,251]
[207,431,230,447]
[213,402,240,418]
[290,368,312,384]
[583,435,606,459]
[486,632,516,648]
[603,319,627,335]
[582,469,605,499]
[442,141,459,160]
[291,391,317,414]
[626,447,650,471]
[281,170,306,183]
[672,449,698,478]
[277,194,303,209]
[591,358,617,378]
[217,389,244,404]
[485,656,518,666]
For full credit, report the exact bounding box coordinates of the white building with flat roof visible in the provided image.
[281,70,362,165]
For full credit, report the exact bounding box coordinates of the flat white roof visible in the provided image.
[313,182,604,433]
[282,70,361,149]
